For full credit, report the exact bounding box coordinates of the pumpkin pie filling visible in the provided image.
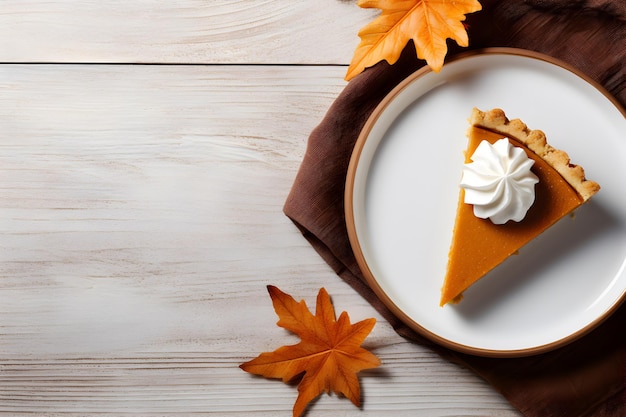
[440,108,600,306]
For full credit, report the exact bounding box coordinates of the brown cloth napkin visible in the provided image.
[284,1,625,416]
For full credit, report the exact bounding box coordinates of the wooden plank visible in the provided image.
[0,63,345,353]
[0,65,518,415]
[0,0,377,65]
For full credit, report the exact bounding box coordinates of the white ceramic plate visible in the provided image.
[345,49,626,357]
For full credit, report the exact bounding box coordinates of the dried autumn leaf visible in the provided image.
[346,0,482,80]
[240,286,380,417]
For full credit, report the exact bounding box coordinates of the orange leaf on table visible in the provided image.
[346,0,482,80]
[240,286,380,417]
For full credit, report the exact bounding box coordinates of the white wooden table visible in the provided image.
[0,2,521,415]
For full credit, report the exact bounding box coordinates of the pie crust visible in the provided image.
[470,108,600,200]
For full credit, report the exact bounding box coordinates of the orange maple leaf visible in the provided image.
[240,286,380,417]
[345,0,482,80]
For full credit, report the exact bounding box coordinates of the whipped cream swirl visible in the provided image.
[461,138,539,224]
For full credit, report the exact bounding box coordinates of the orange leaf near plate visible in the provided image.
[240,286,380,417]
[346,0,482,80]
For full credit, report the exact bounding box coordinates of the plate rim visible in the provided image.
[344,47,626,357]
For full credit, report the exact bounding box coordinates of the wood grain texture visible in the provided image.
[0,0,377,65]
[1,1,521,415]
[0,65,520,415]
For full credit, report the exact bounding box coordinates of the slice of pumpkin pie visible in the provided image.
[440,108,600,306]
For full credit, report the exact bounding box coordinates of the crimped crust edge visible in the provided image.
[469,108,600,201]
